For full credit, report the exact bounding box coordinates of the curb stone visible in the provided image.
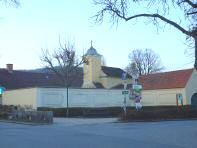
[0,119,53,125]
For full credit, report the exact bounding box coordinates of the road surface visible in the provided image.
[0,118,197,148]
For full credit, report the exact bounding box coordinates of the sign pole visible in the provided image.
[123,93,127,116]
[121,72,127,116]
[123,80,127,115]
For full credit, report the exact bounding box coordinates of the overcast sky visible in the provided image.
[0,0,194,71]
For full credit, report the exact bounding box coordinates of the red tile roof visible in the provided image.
[139,69,194,90]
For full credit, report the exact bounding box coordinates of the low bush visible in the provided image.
[0,105,15,119]
[33,105,197,120]
[0,105,53,123]
[121,105,197,121]
[38,107,123,117]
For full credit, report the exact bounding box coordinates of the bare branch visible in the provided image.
[1,0,20,7]
[128,14,193,36]
[41,40,86,87]
[187,11,197,15]
[183,0,197,8]
[93,0,197,69]
[40,49,65,82]
[126,49,164,76]
[95,1,193,37]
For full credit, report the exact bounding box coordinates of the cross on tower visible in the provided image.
[91,40,93,47]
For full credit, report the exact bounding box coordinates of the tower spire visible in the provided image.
[91,40,93,47]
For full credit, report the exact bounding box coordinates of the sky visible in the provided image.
[0,0,195,71]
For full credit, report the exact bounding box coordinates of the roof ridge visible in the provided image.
[140,68,193,77]
[0,68,41,73]
[101,66,122,70]
[162,68,193,73]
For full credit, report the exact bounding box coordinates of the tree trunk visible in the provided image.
[66,86,69,117]
[195,36,197,70]
[66,69,69,117]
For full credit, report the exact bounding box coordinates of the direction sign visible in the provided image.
[132,85,142,90]
[122,90,129,95]
[121,72,127,80]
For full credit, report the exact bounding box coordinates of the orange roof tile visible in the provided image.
[139,69,194,90]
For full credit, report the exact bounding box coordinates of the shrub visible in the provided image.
[121,105,197,121]
[38,107,123,117]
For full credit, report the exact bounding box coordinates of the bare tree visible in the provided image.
[126,49,164,76]
[93,0,197,69]
[41,40,87,117]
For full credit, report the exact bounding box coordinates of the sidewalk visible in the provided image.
[53,117,118,126]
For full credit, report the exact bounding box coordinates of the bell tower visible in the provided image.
[82,41,102,88]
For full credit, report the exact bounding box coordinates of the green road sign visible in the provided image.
[122,90,129,95]
[0,86,6,94]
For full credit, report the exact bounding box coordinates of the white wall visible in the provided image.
[37,88,133,108]
[4,87,187,109]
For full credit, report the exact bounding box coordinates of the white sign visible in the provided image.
[132,85,142,90]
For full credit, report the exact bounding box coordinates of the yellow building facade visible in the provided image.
[82,44,132,89]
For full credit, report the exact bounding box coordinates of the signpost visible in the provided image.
[131,71,143,110]
[176,93,183,106]
[121,72,128,116]
[132,84,143,110]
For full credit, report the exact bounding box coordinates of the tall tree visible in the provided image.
[41,40,87,117]
[126,49,164,76]
[93,0,197,69]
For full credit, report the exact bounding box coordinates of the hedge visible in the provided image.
[37,107,123,117]
[121,105,197,121]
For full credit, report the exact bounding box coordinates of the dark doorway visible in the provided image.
[191,93,197,106]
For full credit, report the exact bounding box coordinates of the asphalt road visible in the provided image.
[0,118,197,148]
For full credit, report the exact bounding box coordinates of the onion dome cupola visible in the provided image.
[85,41,101,57]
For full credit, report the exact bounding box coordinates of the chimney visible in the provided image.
[6,64,13,73]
